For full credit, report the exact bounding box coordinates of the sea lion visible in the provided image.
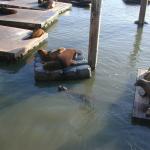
[37,48,63,61]
[57,85,93,108]
[31,28,45,38]
[38,0,43,3]
[38,49,50,61]
[43,60,63,71]
[24,28,45,40]
[135,77,150,117]
[57,48,77,67]
[38,48,78,68]
[58,85,68,92]
[143,71,150,81]
[135,79,150,97]
[0,7,17,15]
[39,0,55,9]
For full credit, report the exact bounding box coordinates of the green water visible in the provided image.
[1,0,150,149]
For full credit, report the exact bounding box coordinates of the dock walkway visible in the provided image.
[0,25,48,60]
[132,69,150,125]
[0,0,72,12]
[0,2,72,29]
[0,0,72,60]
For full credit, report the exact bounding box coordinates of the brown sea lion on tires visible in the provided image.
[38,48,63,61]
[0,7,17,15]
[56,48,77,67]
[38,48,77,67]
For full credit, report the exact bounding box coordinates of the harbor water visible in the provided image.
[0,0,150,149]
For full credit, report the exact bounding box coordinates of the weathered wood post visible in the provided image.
[135,0,148,26]
[88,0,102,70]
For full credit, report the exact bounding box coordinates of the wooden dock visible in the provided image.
[0,0,72,12]
[0,1,71,61]
[0,25,48,60]
[132,69,150,125]
[0,8,58,29]
[0,2,72,29]
[123,0,150,4]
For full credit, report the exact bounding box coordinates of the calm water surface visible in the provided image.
[0,0,150,149]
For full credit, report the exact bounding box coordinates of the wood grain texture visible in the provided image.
[88,0,102,70]
[132,69,150,124]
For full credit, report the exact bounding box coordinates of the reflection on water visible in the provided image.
[129,27,143,67]
[0,0,150,149]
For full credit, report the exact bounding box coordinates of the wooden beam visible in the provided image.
[88,0,102,70]
[136,0,148,26]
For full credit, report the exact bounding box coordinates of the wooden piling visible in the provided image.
[136,0,148,26]
[88,0,102,70]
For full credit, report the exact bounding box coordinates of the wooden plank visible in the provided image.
[138,0,148,26]
[0,0,72,11]
[0,0,40,10]
[0,25,48,60]
[0,8,58,29]
[132,69,150,124]
[88,0,102,70]
[0,3,71,29]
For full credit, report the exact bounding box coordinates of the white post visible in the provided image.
[88,0,102,70]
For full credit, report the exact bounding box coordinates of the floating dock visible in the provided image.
[0,8,58,29]
[34,51,91,81]
[0,0,71,60]
[0,25,48,60]
[0,0,72,12]
[123,0,150,4]
[132,69,150,125]
[0,2,72,29]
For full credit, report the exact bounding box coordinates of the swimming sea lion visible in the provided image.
[0,7,17,15]
[57,85,93,107]
[58,85,68,92]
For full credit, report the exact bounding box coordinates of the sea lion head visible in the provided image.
[58,85,68,92]
[38,49,48,56]
[37,49,49,61]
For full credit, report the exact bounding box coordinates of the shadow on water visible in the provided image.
[56,76,150,150]
[122,0,141,5]
[128,27,143,68]
[72,4,91,9]
[0,41,48,74]
[55,27,150,149]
